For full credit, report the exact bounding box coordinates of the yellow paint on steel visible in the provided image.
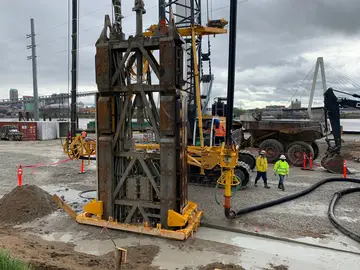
[75,200,202,241]
[143,25,227,37]
[191,26,204,149]
[52,194,77,219]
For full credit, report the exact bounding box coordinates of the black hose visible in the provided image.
[328,187,360,243]
[79,156,96,161]
[232,177,360,244]
[78,189,96,200]
[235,177,360,216]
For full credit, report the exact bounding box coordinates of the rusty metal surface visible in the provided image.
[159,95,176,135]
[241,119,325,132]
[97,97,112,134]
[160,137,177,228]
[97,136,113,219]
[95,10,187,229]
[95,46,110,91]
[179,94,188,210]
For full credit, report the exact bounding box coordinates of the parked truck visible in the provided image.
[211,98,330,167]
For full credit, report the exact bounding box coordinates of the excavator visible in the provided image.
[321,87,360,173]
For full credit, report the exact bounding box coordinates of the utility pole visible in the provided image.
[70,0,78,137]
[27,18,39,121]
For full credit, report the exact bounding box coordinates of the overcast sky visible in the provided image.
[1,0,360,109]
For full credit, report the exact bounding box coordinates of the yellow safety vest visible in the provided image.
[274,160,289,175]
[256,156,268,172]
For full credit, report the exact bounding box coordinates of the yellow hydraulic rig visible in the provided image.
[60,1,244,240]
[63,18,235,178]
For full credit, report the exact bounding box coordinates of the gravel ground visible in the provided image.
[1,138,360,248]
[195,138,360,239]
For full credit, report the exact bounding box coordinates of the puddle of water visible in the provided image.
[36,227,360,270]
[294,234,360,254]
[196,228,360,270]
[337,216,359,223]
[155,249,242,270]
[39,184,96,212]
[37,230,243,270]
[42,232,73,243]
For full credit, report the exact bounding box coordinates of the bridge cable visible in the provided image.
[327,65,360,90]
[286,63,315,105]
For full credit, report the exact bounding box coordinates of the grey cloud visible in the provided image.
[1,0,360,108]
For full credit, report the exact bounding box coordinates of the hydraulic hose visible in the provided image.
[328,187,360,243]
[234,178,360,216]
[230,177,360,243]
[78,189,96,200]
[214,175,244,206]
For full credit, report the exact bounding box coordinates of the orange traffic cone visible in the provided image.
[79,160,85,174]
[17,165,23,186]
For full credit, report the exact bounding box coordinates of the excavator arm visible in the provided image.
[321,87,360,173]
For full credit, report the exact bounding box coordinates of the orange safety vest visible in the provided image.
[215,123,225,137]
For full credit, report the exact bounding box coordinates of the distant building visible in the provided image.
[23,96,33,112]
[265,105,285,110]
[9,89,18,102]
[290,99,301,109]
[0,105,10,114]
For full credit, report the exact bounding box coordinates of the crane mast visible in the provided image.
[112,0,124,33]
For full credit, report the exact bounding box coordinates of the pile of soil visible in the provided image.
[122,245,160,270]
[266,264,289,270]
[341,141,360,160]
[197,262,245,270]
[0,184,58,225]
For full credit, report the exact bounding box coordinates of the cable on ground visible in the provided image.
[78,189,96,200]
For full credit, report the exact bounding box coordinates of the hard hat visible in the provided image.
[280,154,286,160]
[260,150,266,155]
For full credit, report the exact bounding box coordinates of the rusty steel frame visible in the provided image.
[95,4,188,229]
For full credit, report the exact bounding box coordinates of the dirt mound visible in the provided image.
[198,262,245,270]
[266,264,289,270]
[341,141,360,159]
[0,184,58,225]
[122,245,160,270]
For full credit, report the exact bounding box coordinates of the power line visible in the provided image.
[0,3,112,47]
[37,3,112,37]
[210,0,251,13]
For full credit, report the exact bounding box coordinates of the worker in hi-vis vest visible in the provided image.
[255,150,270,189]
[214,119,225,145]
[274,154,290,191]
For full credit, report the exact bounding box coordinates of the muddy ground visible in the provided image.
[0,137,359,269]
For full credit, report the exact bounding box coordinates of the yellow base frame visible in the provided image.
[53,196,203,241]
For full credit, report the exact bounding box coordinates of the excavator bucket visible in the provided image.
[321,152,350,174]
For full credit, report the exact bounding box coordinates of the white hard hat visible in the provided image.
[280,154,286,160]
[260,150,266,155]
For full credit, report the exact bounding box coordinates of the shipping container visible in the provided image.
[0,121,37,141]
